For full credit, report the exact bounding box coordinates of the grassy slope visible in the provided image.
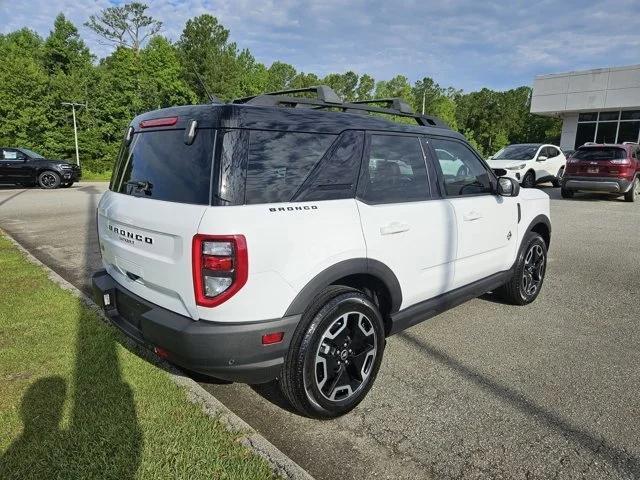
[81,170,112,181]
[0,235,276,479]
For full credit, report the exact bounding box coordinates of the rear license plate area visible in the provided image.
[587,167,599,174]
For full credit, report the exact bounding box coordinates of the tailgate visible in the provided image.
[98,191,207,319]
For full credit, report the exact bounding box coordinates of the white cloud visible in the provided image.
[2,0,638,90]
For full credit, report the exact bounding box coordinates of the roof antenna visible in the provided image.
[193,69,221,104]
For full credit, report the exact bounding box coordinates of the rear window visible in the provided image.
[572,147,626,161]
[244,131,336,204]
[110,129,214,205]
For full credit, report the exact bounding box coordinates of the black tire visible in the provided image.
[522,170,536,188]
[38,171,61,189]
[279,286,385,419]
[496,232,547,306]
[552,167,564,188]
[624,176,639,203]
[61,182,74,188]
[561,187,574,198]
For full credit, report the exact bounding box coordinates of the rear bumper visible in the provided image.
[91,270,300,384]
[562,176,632,193]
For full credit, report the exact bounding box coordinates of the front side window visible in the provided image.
[1,149,24,162]
[431,138,493,197]
[244,131,336,205]
[359,134,429,204]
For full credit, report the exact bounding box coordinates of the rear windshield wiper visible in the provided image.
[125,180,153,195]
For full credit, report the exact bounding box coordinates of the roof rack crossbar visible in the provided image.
[234,85,342,105]
[350,98,414,114]
[231,85,448,128]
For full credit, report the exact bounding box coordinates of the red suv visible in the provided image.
[561,143,640,202]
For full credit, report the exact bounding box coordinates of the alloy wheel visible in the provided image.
[521,244,545,299]
[40,173,57,188]
[313,311,377,402]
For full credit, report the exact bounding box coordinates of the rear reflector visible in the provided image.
[262,332,284,345]
[139,116,178,128]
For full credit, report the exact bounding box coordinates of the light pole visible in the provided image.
[61,102,86,166]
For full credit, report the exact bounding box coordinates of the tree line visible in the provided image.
[0,2,561,174]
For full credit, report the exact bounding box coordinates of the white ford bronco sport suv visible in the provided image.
[92,86,551,418]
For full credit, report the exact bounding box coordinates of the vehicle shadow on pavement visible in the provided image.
[0,189,143,478]
[398,331,640,479]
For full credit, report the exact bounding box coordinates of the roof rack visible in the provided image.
[232,85,447,128]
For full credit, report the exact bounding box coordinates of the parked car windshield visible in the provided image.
[572,147,626,160]
[492,145,539,160]
[20,148,44,159]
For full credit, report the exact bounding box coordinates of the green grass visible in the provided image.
[0,235,277,479]
[81,169,112,181]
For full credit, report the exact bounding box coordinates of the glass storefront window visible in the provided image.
[575,123,596,148]
[617,121,640,143]
[596,122,618,143]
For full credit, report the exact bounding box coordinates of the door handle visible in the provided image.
[380,222,410,235]
[463,211,482,222]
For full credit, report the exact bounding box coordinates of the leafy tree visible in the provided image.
[355,74,375,100]
[85,2,161,53]
[265,61,297,92]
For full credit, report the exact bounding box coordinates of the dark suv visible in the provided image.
[0,148,82,189]
[561,143,640,202]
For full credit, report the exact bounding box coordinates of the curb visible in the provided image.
[1,228,314,480]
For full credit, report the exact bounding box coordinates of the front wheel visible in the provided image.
[624,177,639,203]
[522,171,536,188]
[496,233,547,305]
[38,171,61,189]
[279,286,385,418]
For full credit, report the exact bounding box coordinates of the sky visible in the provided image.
[1,0,639,91]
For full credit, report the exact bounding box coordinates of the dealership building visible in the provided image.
[531,64,640,150]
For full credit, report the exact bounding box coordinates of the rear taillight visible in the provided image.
[610,159,631,165]
[192,234,248,308]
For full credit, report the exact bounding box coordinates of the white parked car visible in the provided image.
[92,86,551,419]
[487,144,566,188]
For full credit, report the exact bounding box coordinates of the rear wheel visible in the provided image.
[38,171,61,189]
[552,167,564,187]
[624,176,639,203]
[522,171,536,188]
[496,232,547,305]
[561,187,574,198]
[279,286,385,418]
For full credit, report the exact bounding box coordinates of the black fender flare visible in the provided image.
[523,213,551,248]
[284,258,402,316]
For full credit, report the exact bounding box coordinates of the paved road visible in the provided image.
[1,182,639,480]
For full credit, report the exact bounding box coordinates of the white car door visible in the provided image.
[357,133,457,310]
[429,137,519,288]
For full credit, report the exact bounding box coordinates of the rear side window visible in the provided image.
[110,129,214,205]
[359,134,429,204]
[294,130,364,202]
[572,147,626,160]
[244,131,336,204]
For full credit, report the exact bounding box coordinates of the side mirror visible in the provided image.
[497,177,520,197]
[537,155,548,162]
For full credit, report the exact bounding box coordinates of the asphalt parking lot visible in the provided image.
[1,182,639,480]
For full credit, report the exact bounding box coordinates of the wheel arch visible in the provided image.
[525,214,551,249]
[284,258,402,325]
